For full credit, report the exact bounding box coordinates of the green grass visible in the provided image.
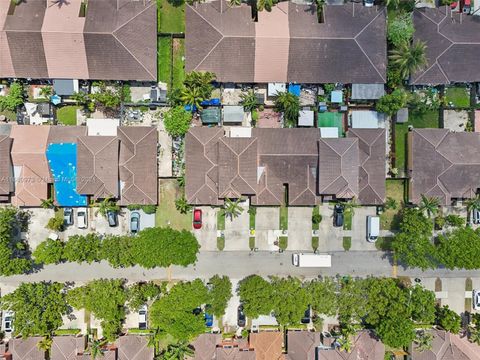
[445,86,470,108]
[280,206,288,231]
[155,179,191,230]
[249,237,255,250]
[279,236,288,250]
[343,236,351,251]
[56,106,80,125]
[343,211,352,231]
[0,110,16,121]
[158,37,172,84]
[158,0,185,33]
[54,328,81,336]
[217,236,225,251]
[395,110,439,171]
[217,209,225,231]
[375,237,393,251]
[380,179,406,231]
[312,237,319,251]
[312,206,320,231]
[172,38,185,90]
[126,328,153,334]
[249,207,255,230]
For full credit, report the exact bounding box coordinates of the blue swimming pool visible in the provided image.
[46,143,87,207]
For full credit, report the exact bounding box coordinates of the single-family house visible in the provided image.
[317,331,385,360]
[285,331,321,360]
[191,334,221,360]
[186,2,386,84]
[9,337,45,360]
[249,332,284,360]
[0,0,156,81]
[115,335,153,360]
[51,336,87,360]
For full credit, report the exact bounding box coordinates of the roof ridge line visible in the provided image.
[354,37,386,83]
[114,2,155,32]
[112,32,156,80]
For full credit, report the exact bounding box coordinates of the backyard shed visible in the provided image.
[268,83,286,97]
[331,90,343,103]
[53,79,78,96]
[320,127,339,138]
[351,111,384,129]
[223,106,245,124]
[298,110,314,127]
[396,108,409,123]
[201,108,221,125]
[351,84,385,100]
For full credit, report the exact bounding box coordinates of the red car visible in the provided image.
[193,209,202,229]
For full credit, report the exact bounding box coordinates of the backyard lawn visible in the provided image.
[0,110,16,122]
[172,38,185,90]
[380,179,406,231]
[56,106,80,125]
[158,37,172,84]
[155,179,191,230]
[445,86,470,108]
[395,110,439,172]
[158,0,185,33]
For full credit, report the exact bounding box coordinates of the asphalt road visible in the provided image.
[1,251,479,284]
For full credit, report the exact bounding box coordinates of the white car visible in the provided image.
[473,290,480,310]
[3,311,13,333]
[77,208,88,229]
[138,305,147,330]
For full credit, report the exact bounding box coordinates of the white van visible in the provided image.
[367,216,380,242]
[77,208,88,229]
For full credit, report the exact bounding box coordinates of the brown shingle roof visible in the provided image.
[408,129,480,205]
[249,332,284,360]
[318,331,384,360]
[411,329,480,360]
[0,136,13,196]
[286,331,321,360]
[77,136,120,199]
[215,347,256,360]
[186,2,386,84]
[118,127,158,205]
[191,334,221,360]
[0,0,156,81]
[411,7,480,85]
[115,336,153,360]
[10,337,45,360]
[51,336,86,360]
[347,129,386,205]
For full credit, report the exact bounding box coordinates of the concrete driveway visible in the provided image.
[350,206,378,251]
[288,207,312,251]
[224,202,250,251]
[26,208,55,250]
[223,279,241,330]
[255,207,279,251]
[317,204,343,252]
[193,207,217,251]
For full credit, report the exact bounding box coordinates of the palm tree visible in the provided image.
[40,86,53,99]
[240,90,258,112]
[93,197,119,217]
[385,197,397,210]
[337,335,352,353]
[175,196,191,214]
[385,0,400,9]
[229,0,242,6]
[177,175,185,188]
[89,339,106,360]
[343,197,359,216]
[37,336,53,352]
[414,331,433,352]
[466,195,480,213]
[184,71,215,98]
[257,0,274,11]
[223,198,243,220]
[180,86,204,110]
[274,92,300,128]
[419,194,439,218]
[162,342,194,360]
[389,41,427,80]
[41,197,55,210]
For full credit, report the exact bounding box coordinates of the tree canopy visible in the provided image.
[0,282,68,337]
[208,275,232,318]
[0,82,24,112]
[376,89,408,116]
[163,107,193,137]
[238,275,275,318]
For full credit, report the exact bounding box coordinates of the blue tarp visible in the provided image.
[200,98,221,106]
[46,143,87,207]
[50,94,61,105]
[184,104,198,112]
[288,84,301,97]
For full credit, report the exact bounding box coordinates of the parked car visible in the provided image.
[107,210,118,227]
[77,207,88,229]
[472,209,480,225]
[63,207,73,226]
[473,290,480,310]
[138,304,147,330]
[193,209,202,229]
[367,216,380,242]
[333,204,344,228]
[451,1,459,10]
[130,211,140,234]
[463,0,471,13]
[364,0,374,7]
[301,306,311,324]
[237,305,246,327]
[205,309,213,327]
[3,311,13,333]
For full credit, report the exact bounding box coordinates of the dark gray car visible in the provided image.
[130,211,140,234]
[63,207,73,226]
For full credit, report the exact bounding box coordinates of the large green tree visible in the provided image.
[409,285,436,324]
[306,278,337,317]
[32,239,64,265]
[63,234,101,264]
[208,275,232,318]
[389,40,427,80]
[376,315,416,349]
[0,282,68,337]
[127,282,162,312]
[0,82,24,112]
[337,278,368,325]
[436,227,480,270]
[150,279,208,341]
[163,107,193,137]
[387,13,414,47]
[131,227,200,268]
[436,305,461,334]
[99,235,134,268]
[376,89,408,116]
[274,92,300,128]
[67,279,127,341]
[238,275,275,318]
[271,277,310,326]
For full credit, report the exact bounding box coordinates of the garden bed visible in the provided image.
[155,179,191,230]
[380,179,406,231]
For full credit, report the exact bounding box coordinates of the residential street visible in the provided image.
[1,251,480,284]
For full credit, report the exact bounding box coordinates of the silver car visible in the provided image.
[473,290,480,310]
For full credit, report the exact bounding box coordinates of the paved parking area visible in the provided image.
[288,207,312,251]
[61,309,87,334]
[317,204,343,252]
[223,280,241,330]
[26,208,55,250]
[224,202,250,251]
[193,207,217,251]
[155,112,172,177]
[255,207,279,251]
[350,206,378,251]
